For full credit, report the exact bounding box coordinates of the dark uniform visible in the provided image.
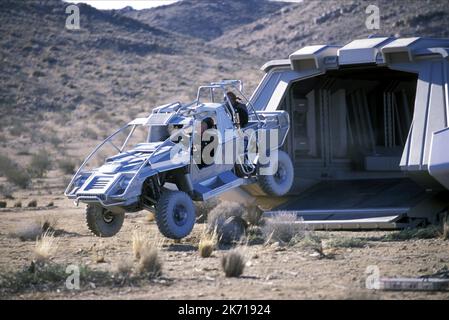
[226,92,249,127]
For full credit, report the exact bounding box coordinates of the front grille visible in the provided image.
[86,176,112,190]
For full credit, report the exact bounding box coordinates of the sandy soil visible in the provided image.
[0,172,448,300]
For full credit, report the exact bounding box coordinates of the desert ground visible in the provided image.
[0,169,448,300]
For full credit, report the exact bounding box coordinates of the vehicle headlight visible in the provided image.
[119,176,132,190]
[112,175,132,195]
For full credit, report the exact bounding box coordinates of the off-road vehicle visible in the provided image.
[65,80,293,239]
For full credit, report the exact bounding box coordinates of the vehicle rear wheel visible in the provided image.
[257,150,294,196]
[155,190,196,239]
[86,204,125,237]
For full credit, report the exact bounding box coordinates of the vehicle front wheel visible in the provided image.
[155,190,196,239]
[85,204,125,237]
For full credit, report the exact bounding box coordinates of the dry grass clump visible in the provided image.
[221,248,245,278]
[132,230,163,278]
[198,228,218,258]
[137,248,162,278]
[262,212,305,244]
[132,229,150,260]
[34,230,58,264]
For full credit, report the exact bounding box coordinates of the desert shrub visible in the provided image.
[207,201,246,229]
[262,212,305,244]
[81,127,98,140]
[0,201,6,208]
[221,249,245,278]
[132,230,163,278]
[383,225,441,241]
[137,248,162,278]
[0,263,115,294]
[58,158,75,175]
[0,155,31,188]
[34,230,58,264]
[9,122,27,137]
[198,229,217,258]
[49,135,62,147]
[28,150,52,178]
[132,229,149,260]
[195,198,220,223]
[13,201,22,208]
[326,237,367,248]
[27,199,37,207]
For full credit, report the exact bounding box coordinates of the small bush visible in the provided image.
[137,248,162,278]
[82,127,98,140]
[198,229,217,258]
[221,249,245,278]
[0,201,6,208]
[384,226,441,241]
[27,199,37,207]
[132,229,148,260]
[262,212,305,244]
[58,158,75,174]
[115,260,133,279]
[0,263,115,294]
[13,201,22,208]
[326,237,367,248]
[207,201,246,230]
[28,150,52,178]
[0,155,31,188]
[34,230,58,264]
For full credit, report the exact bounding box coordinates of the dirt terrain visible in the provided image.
[2,0,449,301]
[0,169,448,300]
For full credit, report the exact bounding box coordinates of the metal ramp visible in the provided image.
[263,178,429,230]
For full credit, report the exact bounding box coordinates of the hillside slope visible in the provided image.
[119,0,287,41]
[212,0,449,59]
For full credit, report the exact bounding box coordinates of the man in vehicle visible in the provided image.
[225,91,249,127]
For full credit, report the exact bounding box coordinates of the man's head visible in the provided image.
[200,117,214,134]
[225,91,240,106]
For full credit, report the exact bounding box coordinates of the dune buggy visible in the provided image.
[65,80,293,239]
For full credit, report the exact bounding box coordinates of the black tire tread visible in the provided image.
[85,204,124,237]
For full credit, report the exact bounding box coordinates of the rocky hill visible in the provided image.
[212,0,449,59]
[118,0,287,41]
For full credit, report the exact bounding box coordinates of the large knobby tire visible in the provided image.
[155,190,196,239]
[86,204,125,237]
[257,150,294,197]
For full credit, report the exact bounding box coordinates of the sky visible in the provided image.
[63,0,302,10]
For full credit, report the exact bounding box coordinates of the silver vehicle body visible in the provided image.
[65,80,289,212]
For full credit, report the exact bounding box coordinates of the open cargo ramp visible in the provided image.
[263,178,446,230]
